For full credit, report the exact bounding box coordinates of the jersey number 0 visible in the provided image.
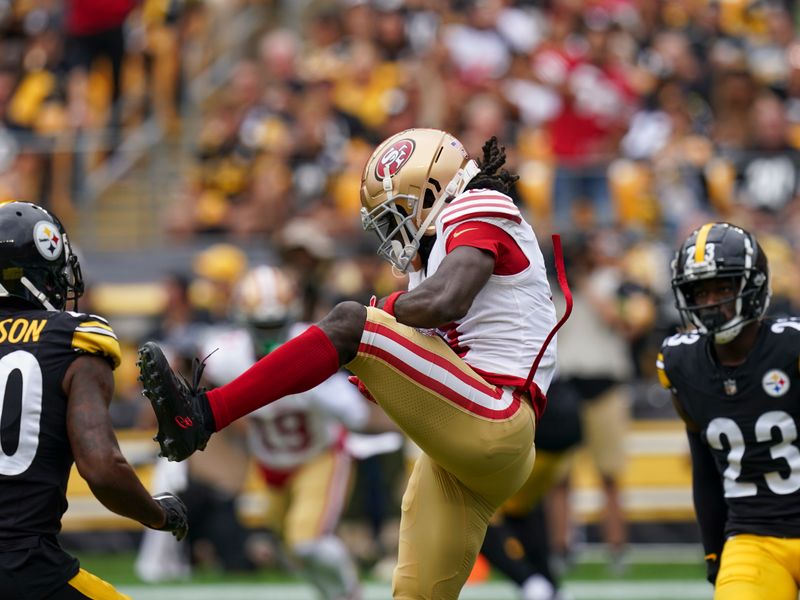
[0,350,43,476]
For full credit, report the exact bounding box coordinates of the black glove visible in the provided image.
[151,493,188,541]
[705,553,720,585]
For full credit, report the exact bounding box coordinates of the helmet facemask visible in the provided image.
[59,234,84,310]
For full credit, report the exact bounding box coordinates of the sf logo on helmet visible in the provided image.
[375,139,415,179]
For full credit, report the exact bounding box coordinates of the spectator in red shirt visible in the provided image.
[63,0,135,152]
[534,7,637,229]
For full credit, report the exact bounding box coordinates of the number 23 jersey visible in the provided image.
[657,318,800,538]
[0,308,121,547]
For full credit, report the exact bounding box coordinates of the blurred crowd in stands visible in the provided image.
[162,0,800,326]
[4,0,800,314]
[9,0,800,585]
[158,0,800,401]
[0,0,225,222]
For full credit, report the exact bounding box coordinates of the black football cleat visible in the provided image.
[137,341,211,461]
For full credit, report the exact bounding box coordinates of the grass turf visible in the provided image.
[77,551,707,587]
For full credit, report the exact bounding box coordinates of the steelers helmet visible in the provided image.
[360,128,480,272]
[230,265,299,356]
[671,222,770,343]
[0,201,83,311]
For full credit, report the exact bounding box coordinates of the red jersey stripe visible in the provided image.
[442,210,523,227]
[443,199,519,215]
[449,192,516,206]
[443,209,521,224]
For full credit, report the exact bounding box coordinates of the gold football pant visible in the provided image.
[261,448,353,548]
[347,308,537,600]
[716,534,800,600]
[57,569,131,599]
[500,449,573,518]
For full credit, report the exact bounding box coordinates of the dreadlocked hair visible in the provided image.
[464,136,519,194]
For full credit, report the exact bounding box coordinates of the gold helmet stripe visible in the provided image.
[694,222,715,263]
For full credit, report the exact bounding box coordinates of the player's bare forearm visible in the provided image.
[392,246,494,328]
[65,356,165,528]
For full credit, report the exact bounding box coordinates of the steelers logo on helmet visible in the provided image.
[33,220,64,261]
[375,139,415,179]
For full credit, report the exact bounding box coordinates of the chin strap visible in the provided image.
[416,160,480,236]
[523,234,572,393]
[713,317,746,344]
[392,160,481,273]
[20,276,57,311]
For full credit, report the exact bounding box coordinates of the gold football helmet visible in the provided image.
[230,265,300,357]
[230,265,299,329]
[360,128,480,272]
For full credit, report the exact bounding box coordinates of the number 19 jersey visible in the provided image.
[657,318,800,538]
[0,308,121,549]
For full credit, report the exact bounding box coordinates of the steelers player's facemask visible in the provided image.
[681,278,739,333]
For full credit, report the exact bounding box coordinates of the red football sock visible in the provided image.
[206,325,340,430]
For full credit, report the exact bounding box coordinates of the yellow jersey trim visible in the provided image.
[72,330,122,369]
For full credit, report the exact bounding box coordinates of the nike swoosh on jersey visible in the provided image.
[452,227,479,238]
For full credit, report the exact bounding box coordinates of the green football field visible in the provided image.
[79,545,713,600]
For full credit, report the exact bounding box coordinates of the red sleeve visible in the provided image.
[445,221,530,276]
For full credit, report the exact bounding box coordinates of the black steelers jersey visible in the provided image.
[657,318,800,538]
[0,308,121,548]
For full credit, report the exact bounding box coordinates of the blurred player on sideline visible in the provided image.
[139,130,568,599]
[0,201,187,599]
[658,222,800,599]
[200,265,393,600]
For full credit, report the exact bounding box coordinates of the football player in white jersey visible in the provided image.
[139,129,566,600]
[201,265,370,600]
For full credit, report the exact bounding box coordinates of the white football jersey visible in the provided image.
[200,323,370,471]
[409,189,558,394]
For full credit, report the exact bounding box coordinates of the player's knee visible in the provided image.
[318,301,366,362]
[392,576,423,600]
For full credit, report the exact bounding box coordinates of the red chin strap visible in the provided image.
[523,234,573,393]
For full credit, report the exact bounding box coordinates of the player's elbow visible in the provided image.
[75,451,128,489]
[409,298,462,326]
[397,287,472,327]
[428,293,471,323]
